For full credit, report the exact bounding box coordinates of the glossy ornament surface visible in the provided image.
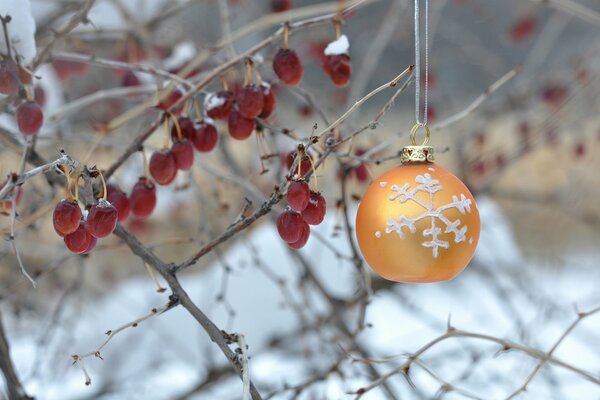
[356,159,480,283]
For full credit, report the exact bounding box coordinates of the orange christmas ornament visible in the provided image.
[356,125,480,283]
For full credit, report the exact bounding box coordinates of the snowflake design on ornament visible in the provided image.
[376,172,473,258]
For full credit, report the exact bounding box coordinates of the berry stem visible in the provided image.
[0,15,13,59]
[243,58,253,86]
[98,171,108,201]
[296,145,304,179]
[66,172,74,203]
[220,75,229,91]
[162,114,171,149]
[283,22,289,50]
[307,154,319,193]
[333,16,342,40]
[168,111,183,141]
[141,148,149,180]
[193,98,203,121]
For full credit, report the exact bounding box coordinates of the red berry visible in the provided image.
[236,85,265,119]
[64,221,93,254]
[323,54,352,87]
[277,210,305,242]
[16,101,44,136]
[53,200,83,236]
[157,88,184,115]
[284,151,312,178]
[122,70,140,87]
[228,110,255,140]
[353,149,369,183]
[171,140,194,170]
[87,199,118,238]
[171,116,195,142]
[258,84,276,119]
[106,185,130,222]
[302,192,326,225]
[129,177,157,219]
[541,84,568,108]
[273,49,303,86]
[272,0,292,12]
[0,181,22,211]
[287,180,310,211]
[34,86,46,107]
[192,120,219,152]
[82,235,98,254]
[0,59,19,95]
[53,59,89,80]
[287,220,310,249]
[149,150,177,185]
[205,91,233,120]
[509,16,537,43]
[574,142,585,158]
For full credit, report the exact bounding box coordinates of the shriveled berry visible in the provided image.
[53,199,83,236]
[171,116,195,141]
[16,101,44,136]
[287,220,310,249]
[228,110,255,140]
[277,210,305,243]
[302,192,326,225]
[273,49,303,86]
[236,85,265,119]
[0,59,19,95]
[192,120,219,152]
[87,199,118,238]
[106,185,130,222]
[171,140,194,170]
[287,180,310,211]
[64,221,93,254]
[205,91,233,120]
[149,150,177,185]
[323,54,351,87]
[129,177,157,219]
[258,84,276,119]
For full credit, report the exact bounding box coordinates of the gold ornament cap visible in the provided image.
[400,124,434,163]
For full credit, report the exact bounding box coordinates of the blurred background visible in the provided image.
[1,0,600,399]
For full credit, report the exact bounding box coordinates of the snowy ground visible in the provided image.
[5,197,600,399]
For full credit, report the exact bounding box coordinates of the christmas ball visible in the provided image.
[356,147,480,283]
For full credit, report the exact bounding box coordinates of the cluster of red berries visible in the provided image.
[272,24,352,88]
[276,153,326,249]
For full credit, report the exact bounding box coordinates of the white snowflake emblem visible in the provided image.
[376,172,473,258]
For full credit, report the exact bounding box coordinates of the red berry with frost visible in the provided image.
[277,210,305,243]
[34,86,46,107]
[323,54,352,87]
[171,140,194,170]
[236,85,265,119]
[16,101,44,136]
[228,110,255,140]
[106,184,130,222]
[149,150,177,185]
[205,91,233,120]
[171,116,194,141]
[0,59,19,95]
[287,180,310,211]
[129,177,157,219]
[87,199,118,238]
[53,199,83,236]
[192,120,219,152]
[287,220,310,249]
[273,49,303,86]
[64,221,93,254]
[302,192,326,225]
[258,84,276,119]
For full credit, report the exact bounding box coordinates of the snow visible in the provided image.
[204,92,226,111]
[162,41,196,71]
[0,0,37,64]
[5,196,600,399]
[324,34,350,56]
